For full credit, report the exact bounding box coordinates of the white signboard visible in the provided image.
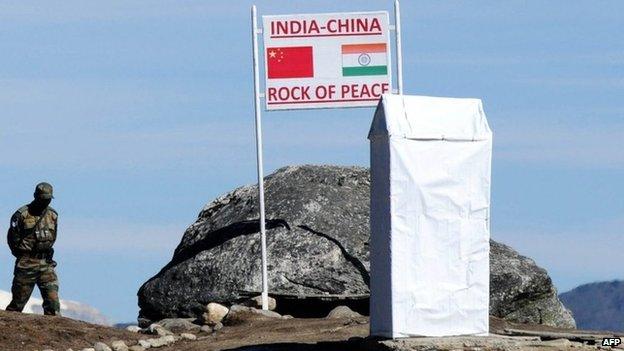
[262,11,392,110]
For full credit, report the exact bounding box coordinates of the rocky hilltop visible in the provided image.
[1,308,618,351]
[0,309,145,351]
[138,165,575,328]
[0,289,111,325]
[560,280,624,332]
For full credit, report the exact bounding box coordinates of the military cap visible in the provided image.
[34,182,54,199]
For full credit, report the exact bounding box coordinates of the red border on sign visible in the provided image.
[271,32,382,39]
[268,98,380,105]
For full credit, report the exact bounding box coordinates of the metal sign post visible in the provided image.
[394,0,403,94]
[251,5,269,311]
[249,1,404,311]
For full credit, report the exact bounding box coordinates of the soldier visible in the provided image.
[5,182,61,315]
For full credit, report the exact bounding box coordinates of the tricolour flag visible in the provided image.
[267,46,314,79]
[341,43,388,77]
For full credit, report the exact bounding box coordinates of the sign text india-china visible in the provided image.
[263,12,392,110]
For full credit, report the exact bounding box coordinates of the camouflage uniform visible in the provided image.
[5,182,61,315]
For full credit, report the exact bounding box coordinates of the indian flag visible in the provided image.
[341,43,388,77]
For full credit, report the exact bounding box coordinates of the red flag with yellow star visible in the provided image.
[267,46,313,79]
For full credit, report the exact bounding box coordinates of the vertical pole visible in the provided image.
[394,0,404,95]
[251,5,269,311]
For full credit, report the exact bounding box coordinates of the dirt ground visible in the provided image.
[1,310,622,351]
[0,310,151,351]
[157,315,623,351]
[160,315,370,351]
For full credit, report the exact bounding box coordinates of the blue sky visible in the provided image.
[0,1,622,323]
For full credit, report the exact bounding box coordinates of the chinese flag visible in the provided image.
[267,46,314,79]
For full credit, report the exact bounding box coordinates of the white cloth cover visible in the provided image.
[368,94,492,338]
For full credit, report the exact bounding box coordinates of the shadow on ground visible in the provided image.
[222,339,364,351]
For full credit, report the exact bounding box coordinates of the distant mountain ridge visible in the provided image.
[0,290,111,325]
[560,280,624,332]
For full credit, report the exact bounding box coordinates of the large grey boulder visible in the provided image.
[490,241,575,328]
[138,165,575,328]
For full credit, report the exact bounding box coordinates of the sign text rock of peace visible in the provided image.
[263,12,392,110]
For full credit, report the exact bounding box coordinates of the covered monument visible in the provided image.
[369,94,493,337]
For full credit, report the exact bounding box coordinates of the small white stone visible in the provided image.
[138,339,151,349]
[148,335,176,348]
[325,306,362,319]
[163,335,176,344]
[111,340,129,351]
[148,338,162,348]
[180,333,197,341]
[150,339,166,348]
[80,348,96,351]
[243,295,277,311]
[154,318,199,333]
[155,327,173,336]
[126,326,141,333]
[252,308,282,318]
[204,302,229,325]
[94,342,112,351]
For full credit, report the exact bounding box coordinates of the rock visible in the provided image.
[202,302,229,325]
[223,304,254,323]
[110,340,129,351]
[145,323,173,336]
[147,335,175,348]
[146,323,160,334]
[228,304,251,313]
[241,295,277,311]
[155,327,172,336]
[94,342,112,351]
[180,333,197,341]
[80,349,96,351]
[254,308,282,319]
[225,304,282,323]
[535,338,572,348]
[163,335,177,345]
[154,318,199,333]
[200,325,212,333]
[326,305,363,319]
[137,318,151,328]
[137,340,151,349]
[212,322,223,331]
[128,346,145,351]
[138,165,575,328]
[139,165,370,321]
[490,241,576,328]
[125,325,141,333]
